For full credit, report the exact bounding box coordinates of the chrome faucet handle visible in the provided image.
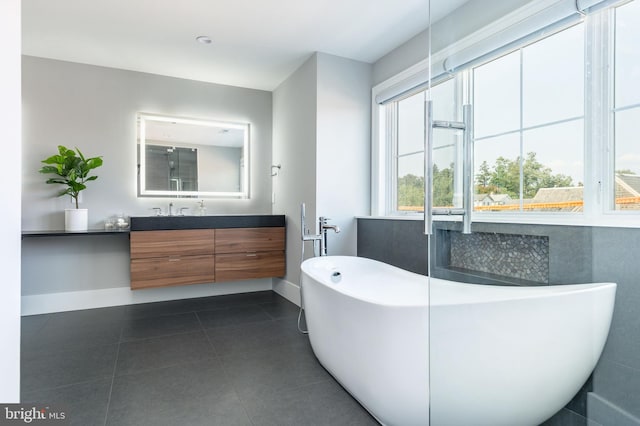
[178,207,189,216]
[151,207,162,216]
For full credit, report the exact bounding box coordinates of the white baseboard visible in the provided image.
[21,279,272,316]
[588,392,640,426]
[272,278,301,307]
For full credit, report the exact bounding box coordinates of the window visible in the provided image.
[474,23,585,212]
[374,0,640,225]
[388,77,463,214]
[396,91,426,212]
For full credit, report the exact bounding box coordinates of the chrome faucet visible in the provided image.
[319,217,340,256]
[321,219,341,234]
[300,203,340,257]
[168,202,174,216]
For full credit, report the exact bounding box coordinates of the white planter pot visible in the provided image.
[65,208,88,232]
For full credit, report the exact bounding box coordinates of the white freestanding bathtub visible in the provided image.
[300,256,616,426]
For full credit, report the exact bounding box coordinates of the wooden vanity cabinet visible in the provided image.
[215,227,286,282]
[130,229,215,289]
[130,226,285,289]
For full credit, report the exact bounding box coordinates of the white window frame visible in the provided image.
[371,0,640,228]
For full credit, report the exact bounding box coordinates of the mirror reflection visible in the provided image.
[137,113,249,198]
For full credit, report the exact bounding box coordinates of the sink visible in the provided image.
[130,215,285,231]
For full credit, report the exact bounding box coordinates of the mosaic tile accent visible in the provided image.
[449,232,549,283]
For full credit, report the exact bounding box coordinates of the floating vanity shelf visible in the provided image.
[129,215,286,290]
[21,229,130,238]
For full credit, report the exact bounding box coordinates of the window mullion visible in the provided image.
[584,9,612,218]
[519,48,525,211]
[387,103,399,215]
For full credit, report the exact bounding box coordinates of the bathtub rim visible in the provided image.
[301,255,616,308]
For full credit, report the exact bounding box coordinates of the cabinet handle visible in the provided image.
[168,257,181,262]
[246,253,257,257]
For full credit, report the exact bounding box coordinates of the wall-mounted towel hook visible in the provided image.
[271,164,281,176]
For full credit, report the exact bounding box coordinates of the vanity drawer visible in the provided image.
[130,229,215,259]
[215,227,285,254]
[215,251,285,281]
[130,254,215,289]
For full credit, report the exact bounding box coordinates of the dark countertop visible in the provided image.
[129,214,286,231]
[22,215,286,237]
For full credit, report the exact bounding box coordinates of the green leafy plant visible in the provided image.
[39,145,103,209]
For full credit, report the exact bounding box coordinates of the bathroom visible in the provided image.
[2,0,640,425]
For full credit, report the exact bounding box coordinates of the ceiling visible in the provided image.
[22,0,469,91]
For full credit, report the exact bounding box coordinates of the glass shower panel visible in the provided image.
[398,91,426,156]
[473,132,521,210]
[614,1,640,211]
[522,23,584,128]
[473,51,520,139]
[614,108,640,211]
[433,128,462,209]
[397,153,425,211]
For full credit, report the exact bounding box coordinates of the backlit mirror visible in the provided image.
[137,113,249,198]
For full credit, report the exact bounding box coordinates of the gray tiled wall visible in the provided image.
[591,227,640,424]
[356,218,639,425]
[356,219,429,275]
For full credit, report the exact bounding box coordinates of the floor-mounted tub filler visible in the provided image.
[300,256,616,426]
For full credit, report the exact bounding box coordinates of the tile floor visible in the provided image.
[21,291,378,426]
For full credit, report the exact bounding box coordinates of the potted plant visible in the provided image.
[39,145,103,231]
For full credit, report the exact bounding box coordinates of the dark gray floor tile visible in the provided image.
[22,311,123,354]
[108,358,251,426]
[21,315,51,349]
[115,331,216,376]
[221,340,330,395]
[21,344,118,393]
[20,293,380,426]
[44,306,126,325]
[194,291,281,312]
[259,298,300,320]
[120,312,201,342]
[540,408,587,426]
[197,305,273,329]
[21,314,49,336]
[123,298,202,320]
[21,379,112,426]
[107,391,252,426]
[205,319,306,358]
[239,379,378,426]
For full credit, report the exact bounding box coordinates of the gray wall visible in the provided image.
[316,53,371,255]
[272,54,318,288]
[22,56,273,296]
[357,218,640,425]
[273,53,371,299]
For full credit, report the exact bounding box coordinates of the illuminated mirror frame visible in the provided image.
[137,113,250,198]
